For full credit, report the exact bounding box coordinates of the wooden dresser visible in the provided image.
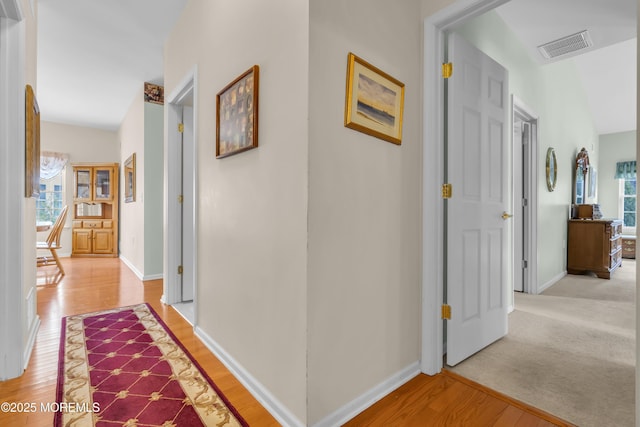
[567,219,622,279]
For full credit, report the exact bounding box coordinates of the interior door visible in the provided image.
[446,32,510,366]
[513,121,523,292]
[181,106,195,302]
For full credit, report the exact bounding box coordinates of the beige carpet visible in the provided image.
[449,261,636,427]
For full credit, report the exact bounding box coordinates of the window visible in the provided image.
[619,178,636,232]
[36,171,64,223]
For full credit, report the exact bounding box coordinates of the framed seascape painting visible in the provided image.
[344,52,405,145]
[216,65,259,158]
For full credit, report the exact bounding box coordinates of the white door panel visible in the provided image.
[182,106,195,302]
[446,32,509,366]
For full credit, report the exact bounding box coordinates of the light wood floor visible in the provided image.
[0,258,573,426]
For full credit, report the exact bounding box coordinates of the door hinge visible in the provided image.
[178,265,183,274]
[442,183,452,199]
[178,195,184,203]
[522,260,528,269]
[442,304,451,320]
[522,198,528,207]
[442,62,453,79]
[178,123,184,133]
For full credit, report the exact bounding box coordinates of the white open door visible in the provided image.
[446,32,510,366]
[181,105,195,302]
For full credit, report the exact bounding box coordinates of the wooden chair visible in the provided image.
[37,205,68,276]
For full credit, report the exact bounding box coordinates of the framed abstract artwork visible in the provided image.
[344,52,405,145]
[216,65,259,158]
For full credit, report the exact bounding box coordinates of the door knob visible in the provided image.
[501,212,513,220]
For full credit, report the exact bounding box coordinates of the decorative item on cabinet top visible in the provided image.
[144,82,164,104]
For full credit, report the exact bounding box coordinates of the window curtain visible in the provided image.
[614,161,636,180]
[40,151,69,180]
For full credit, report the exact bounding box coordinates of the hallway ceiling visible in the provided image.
[36,0,636,135]
[37,0,187,131]
[495,0,637,135]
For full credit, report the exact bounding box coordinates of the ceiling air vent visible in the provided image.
[537,30,593,60]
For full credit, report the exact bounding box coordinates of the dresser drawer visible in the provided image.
[610,237,622,253]
[610,250,622,268]
[72,220,83,229]
[102,220,113,229]
[83,220,102,228]
[611,223,622,237]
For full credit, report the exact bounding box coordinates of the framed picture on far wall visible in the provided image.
[124,153,136,203]
[25,84,40,198]
[344,52,405,145]
[216,65,259,158]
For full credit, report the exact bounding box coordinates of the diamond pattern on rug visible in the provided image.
[55,304,247,427]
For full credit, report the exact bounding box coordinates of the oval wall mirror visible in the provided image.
[546,147,557,192]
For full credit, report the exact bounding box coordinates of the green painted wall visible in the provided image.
[144,102,164,277]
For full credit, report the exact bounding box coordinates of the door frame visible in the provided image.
[512,95,539,295]
[164,67,198,313]
[0,0,29,380]
[420,0,511,375]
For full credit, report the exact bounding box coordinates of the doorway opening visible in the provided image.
[512,97,539,295]
[166,69,198,325]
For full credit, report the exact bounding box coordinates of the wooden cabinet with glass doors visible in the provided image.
[71,163,119,257]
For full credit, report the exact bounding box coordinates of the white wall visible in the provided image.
[39,121,119,256]
[597,131,637,220]
[118,91,145,274]
[454,9,600,286]
[307,0,423,423]
[118,93,164,279]
[164,0,309,423]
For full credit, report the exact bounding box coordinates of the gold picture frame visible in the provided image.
[124,153,136,203]
[25,84,40,198]
[216,65,259,158]
[344,52,405,145]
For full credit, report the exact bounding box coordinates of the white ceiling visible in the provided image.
[494,0,637,135]
[37,0,187,131]
[36,0,636,134]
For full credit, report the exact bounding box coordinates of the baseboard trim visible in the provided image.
[119,255,163,281]
[23,315,40,371]
[119,255,143,280]
[311,361,421,427]
[538,270,566,294]
[194,326,305,427]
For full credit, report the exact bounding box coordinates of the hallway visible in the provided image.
[0,258,278,426]
[0,258,576,426]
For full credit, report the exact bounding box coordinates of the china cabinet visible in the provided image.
[71,163,118,257]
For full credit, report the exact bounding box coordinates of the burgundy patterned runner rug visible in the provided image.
[55,303,247,427]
